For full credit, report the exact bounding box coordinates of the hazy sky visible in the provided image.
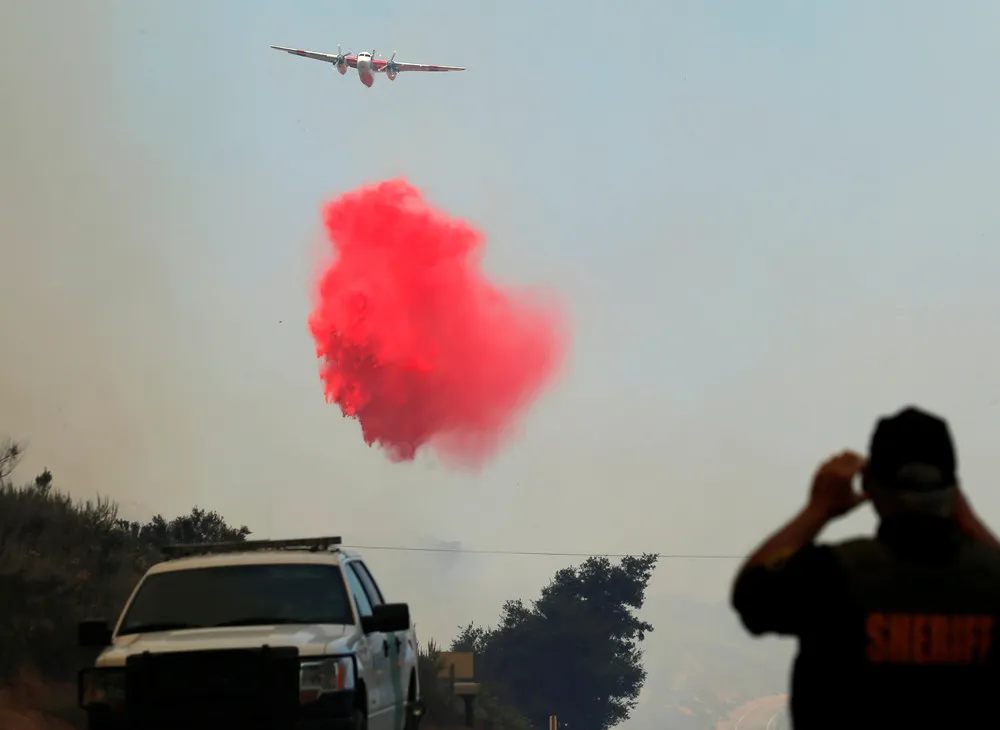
[3,0,1000,720]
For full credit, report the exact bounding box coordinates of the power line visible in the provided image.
[341,544,745,560]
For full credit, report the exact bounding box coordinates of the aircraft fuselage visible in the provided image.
[356,53,375,87]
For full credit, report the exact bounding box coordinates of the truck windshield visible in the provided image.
[117,564,354,636]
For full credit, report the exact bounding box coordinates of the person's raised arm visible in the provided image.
[738,504,831,572]
[736,451,867,575]
[731,452,866,636]
[954,490,1000,550]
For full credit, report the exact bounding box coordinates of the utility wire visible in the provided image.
[341,544,745,559]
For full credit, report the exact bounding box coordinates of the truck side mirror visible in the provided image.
[362,603,411,634]
[78,619,113,648]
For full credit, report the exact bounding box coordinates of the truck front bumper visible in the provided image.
[86,690,360,730]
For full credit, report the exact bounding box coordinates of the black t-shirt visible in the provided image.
[732,518,1000,729]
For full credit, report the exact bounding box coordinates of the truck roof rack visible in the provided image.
[161,536,343,559]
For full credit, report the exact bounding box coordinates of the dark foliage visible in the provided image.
[0,439,250,682]
[452,554,659,730]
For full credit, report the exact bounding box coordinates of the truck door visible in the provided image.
[349,561,410,730]
[344,564,390,730]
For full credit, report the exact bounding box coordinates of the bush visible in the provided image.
[0,439,249,683]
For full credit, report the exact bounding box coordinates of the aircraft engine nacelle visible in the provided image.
[386,68,397,81]
[336,63,348,75]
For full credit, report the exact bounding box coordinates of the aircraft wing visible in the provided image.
[372,59,466,72]
[270,45,357,68]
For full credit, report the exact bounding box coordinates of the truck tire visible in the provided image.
[354,706,368,730]
[404,676,420,730]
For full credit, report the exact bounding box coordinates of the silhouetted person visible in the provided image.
[732,406,1000,730]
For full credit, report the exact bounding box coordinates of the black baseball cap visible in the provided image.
[867,406,957,492]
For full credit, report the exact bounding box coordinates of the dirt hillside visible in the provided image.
[0,673,82,730]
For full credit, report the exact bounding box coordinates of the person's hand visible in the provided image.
[809,450,868,519]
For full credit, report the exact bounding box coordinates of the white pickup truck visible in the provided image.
[77,536,426,730]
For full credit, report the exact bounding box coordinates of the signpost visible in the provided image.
[437,651,480,728]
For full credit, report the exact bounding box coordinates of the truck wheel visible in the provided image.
[404,676,421,730]
[354,706,368,730]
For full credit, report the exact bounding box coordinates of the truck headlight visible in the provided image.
[79,668,126,710]
[299,657,355,703]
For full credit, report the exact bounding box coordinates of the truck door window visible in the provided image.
[344,563,374,618]
[350,561,385,606]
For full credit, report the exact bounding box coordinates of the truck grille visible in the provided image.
[125,646,300,730]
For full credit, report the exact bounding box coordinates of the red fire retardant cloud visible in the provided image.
[308,179,569,468]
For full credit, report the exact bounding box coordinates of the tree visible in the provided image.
[118,507,251,550]
[453,554,658,730]
[0,438,23,486]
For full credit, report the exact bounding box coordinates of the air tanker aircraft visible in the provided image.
[270,44,466,87]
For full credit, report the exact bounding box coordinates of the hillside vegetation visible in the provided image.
[0,438,658,730]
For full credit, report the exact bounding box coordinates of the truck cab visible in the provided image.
[77,536,425,730]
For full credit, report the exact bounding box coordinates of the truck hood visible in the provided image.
[97,624,355,667]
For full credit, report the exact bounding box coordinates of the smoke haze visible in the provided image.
[5,3,1000,726]
[0,2,213,510]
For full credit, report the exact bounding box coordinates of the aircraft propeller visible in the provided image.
[384,51,399,74]
[335,44,352,65]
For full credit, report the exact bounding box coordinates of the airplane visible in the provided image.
[269,44,466,88]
